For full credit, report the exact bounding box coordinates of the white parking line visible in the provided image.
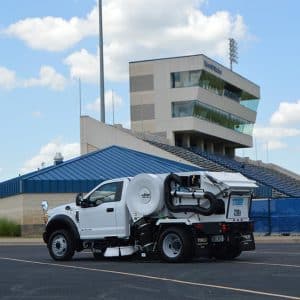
[0,257,299,300]
[254,251,300,256]
[237,261,300,268]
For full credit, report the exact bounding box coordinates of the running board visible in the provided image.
[104,246,136,257]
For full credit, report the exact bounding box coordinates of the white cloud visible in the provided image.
[86,90,123,113]
[87,0,248,81]
[253,126,300,139]
[270,100,300,126]
[253,126,300,152]
[0,66,17,89]
[64,49,99,83]
[20,139,80,174]
[263,140,287,151]
[5,7,98,51]
[32,111,42,118]
[7,2,249,82]
[23,66,67,90]
[0,65,66,91]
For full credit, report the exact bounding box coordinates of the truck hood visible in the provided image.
[48,202,77,219]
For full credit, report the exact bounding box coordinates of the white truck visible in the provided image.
[41,171,257,263]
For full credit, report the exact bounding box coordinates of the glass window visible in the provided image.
[170,70,259,112]
[172,100,254,135]
[89,182,123,206]
[170,70,201,88]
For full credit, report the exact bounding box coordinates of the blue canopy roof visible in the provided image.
[0,146,202,198]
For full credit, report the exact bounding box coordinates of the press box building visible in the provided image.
[129,54,260,157]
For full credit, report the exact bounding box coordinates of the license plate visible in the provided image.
[211,235,224,242]
[232,198,244,206]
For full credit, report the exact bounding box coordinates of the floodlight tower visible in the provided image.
[229,38,238,71]
[99,0,105,123]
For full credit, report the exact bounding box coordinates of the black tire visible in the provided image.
[93,252,104,260]
[158,227,194,263]
[213,245,241,260]
[48,230,75,261]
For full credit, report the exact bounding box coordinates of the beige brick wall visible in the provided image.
[22,193,78,225]
[0,193,78,236]
[0,194,23,224]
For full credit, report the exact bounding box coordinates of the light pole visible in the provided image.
[229,38,238,71]
[99,0,105,123]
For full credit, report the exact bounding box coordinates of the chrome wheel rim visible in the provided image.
[162,233,182,258]
[51,234,67,257]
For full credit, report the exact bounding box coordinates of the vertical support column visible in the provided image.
[207,142,214,154]
[221,144,226,155]
[196,139,204,151]
[182,134,191,148]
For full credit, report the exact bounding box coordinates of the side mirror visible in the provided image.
[75,193,83,206]
[41,200,48,212]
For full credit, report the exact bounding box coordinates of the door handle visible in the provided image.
[106,208,114,212]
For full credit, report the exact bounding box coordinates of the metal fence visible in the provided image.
[251,198,300,234]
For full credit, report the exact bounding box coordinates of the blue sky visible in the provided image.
[0,0,300,181]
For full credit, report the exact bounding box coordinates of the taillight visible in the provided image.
[193,223,204,230]
[220,223,230,233]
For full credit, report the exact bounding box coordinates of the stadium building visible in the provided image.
[129,54,260,157]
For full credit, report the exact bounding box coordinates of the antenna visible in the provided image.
[78,78,82,117]
[229,38,238,70]
[112,89,115,125]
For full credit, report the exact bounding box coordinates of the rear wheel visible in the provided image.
[48,230,75,261]
[158,227,193,263]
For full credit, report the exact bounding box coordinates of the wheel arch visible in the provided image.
[44,215,82,251]
[154,223,195,248]
[157,224,195,262]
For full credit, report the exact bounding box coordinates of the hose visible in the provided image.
[164,173,218,216]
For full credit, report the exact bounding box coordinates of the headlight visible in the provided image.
[41,201,49,224]
[41,201,48,212]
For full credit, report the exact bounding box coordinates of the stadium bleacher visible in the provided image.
[146,140,300,198]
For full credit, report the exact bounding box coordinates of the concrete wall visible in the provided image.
[21,193,77,236]
[0,194,23,224]
[0,193,78,236]
[80,115,197,166]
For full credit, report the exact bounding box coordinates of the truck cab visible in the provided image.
[77,178,130,239]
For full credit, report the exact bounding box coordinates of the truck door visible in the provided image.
[78,181,123,239]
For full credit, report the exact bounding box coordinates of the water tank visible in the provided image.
[125,173,165,220]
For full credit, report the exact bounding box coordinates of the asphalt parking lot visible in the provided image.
[0,243,299,300]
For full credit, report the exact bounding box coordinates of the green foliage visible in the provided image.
[0,218,21,237]
[193,103,241,130]
[199,71,224,95]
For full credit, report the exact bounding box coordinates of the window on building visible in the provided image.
[172,100,254,135]
[170,70,259,112]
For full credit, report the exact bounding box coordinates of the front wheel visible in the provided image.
[158,227,193,263]
[48,230,75,261]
